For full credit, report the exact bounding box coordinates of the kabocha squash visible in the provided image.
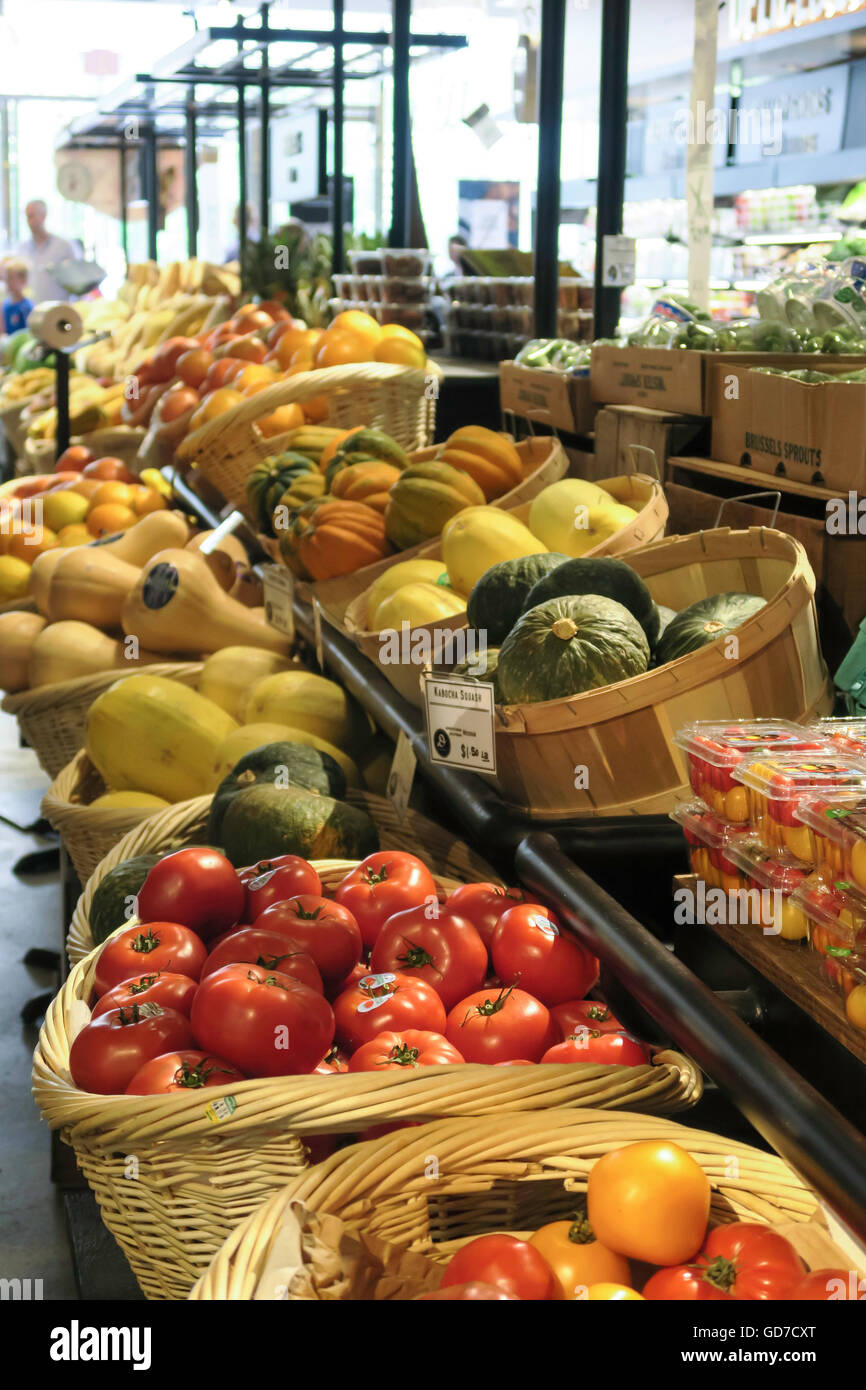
[370,581,467,633]
[208,740,349,842]
[453,646,500,697]
[0,610,46,692]
[27,621,156,688]
[211,724,332,787]
[122,548,289,655]
[330,461,401,513]
[362,560,451,628]
[442,507,547,597]
[655,592,767,665]
[260,726,360,787]
[466,553,569,646]
[243,670,370,755]
[437,426,523,501]
[47,547,141,629]
[89,852,162,945]
[215,783,379,869]
[280,499,391,582]
[94,509,191,566]
[385,462,485,550]
[523,556,661,647]
[86,673,239,802]
[197,647,295,720]
[497,596,650,704]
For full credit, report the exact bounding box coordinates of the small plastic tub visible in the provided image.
[670,800,751,890]
[349,275,369,301]
[558,278,580,311]
[732,751,866,861]
[726,838,811,940]
[348,250,382,275]
[796,792,866,885]
[381,248,431,277]
[380,276,432,304]
[790,871,866,999]
[380,303,427,329]
[674,720,827,824]
[811,717,866,759]
[332,273,353,298]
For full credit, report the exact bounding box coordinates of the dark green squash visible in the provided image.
[522,555,660,646]
[466,553,569,645]
[655,605,678,642]
[217,783,379,868]
[655,592,767,666]
[497,596,650,704]
[246,452,319,534]
[452,646,500,697]
[89,853,163,945]
[208,740,347,844]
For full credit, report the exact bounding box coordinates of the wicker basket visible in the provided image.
[3,661,202,780]
[66,789,503,964]
[176,363,441,511]
[188,1110,819,1299]
[0,399,30,458]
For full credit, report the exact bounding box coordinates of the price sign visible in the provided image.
[386,730,417,823]
[601,234,636,288]
[423,675,497,774]
[261,565,294,639]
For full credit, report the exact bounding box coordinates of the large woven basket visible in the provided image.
[189,1110,819,1300]
[66,789,503,964]
[176,362,440,511]
[3,661,202,780]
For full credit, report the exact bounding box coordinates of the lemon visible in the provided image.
[0,555,32,601]
[42,490,90,532]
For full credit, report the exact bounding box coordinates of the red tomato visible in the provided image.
[698,1223,806,1301]
[200,927,322,992]
[55,445,94,473]
[92,923,207,997]
[491,904,598,1006]
[369,905,487,1012]
[69,1004,194,1094]
[348,1029,465,1072]
[314,1046,350,1075]
[241,857,322,919]
[82,456,136,483]
[445,983,555,1064]
[334,852,437,948]
[643,1266,732,1301]
[417,1282,518,1301]
[540,1032,651,1066]
[787,1268,863,1300]
[149,335,201,382]
[324,960,371,1004]
[494,1058,534,1066]
[125,1050,245,1095]
[551,999,623,1040]
[446,883,527,949]
[137,848,245,941]
[441,1235,556,1300]
[333,970,446,1051]
[254,896,361,984]
[91,970,198,1019]
[191,964,334,1077]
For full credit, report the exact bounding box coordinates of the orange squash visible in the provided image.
[437,426,524,502]
[318,426,364,473]
[329,461,401,514]
[281,498,392,582]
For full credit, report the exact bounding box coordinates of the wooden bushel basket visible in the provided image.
[189,1110,827,1300]
[492,526,833,818]
[175,362,441,512]
[342,470,668,709]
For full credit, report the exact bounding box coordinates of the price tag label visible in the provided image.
[602,234,636,288]
[423,674,497,774]
[387,730,417,823]
[312,597,325,671]
[262,565,294,639]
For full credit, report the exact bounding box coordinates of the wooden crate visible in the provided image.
[594,404,709,478]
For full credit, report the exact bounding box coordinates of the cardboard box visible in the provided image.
[499,361,597,434]
[594,404,708,478]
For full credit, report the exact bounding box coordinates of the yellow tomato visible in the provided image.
[586,1283,644,1301]
[845,984,866,1030]
[529,1218,631,1301]
[587,1140,710,1266]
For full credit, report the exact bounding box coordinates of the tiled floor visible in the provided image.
[0,711,77,1298]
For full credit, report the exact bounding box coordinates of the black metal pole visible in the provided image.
[259,3,270,240]
[55,351,70,462]
[317,108,329,197]
[237,84,248,261]
[185,89,198,259]
[534,0,566,337]
[119,146,129,265]
[390,0,411,247]
[593,0,631,339]
[332,0,345,274]
[142,121,158,262]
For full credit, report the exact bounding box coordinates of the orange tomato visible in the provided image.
[529,1219,632,1301]
[380,323,424,344]
[6,526,58,561]
[82,457,136,484]
[68,479,102,500]
[176,348,213,388]
[133,489,167,516]
[159,386,200,422]
[586,1284,644,1301]
[587,1141,711,1267]
[285,361,312,378]
[329,309,382,346]
[190,387,244,431]
[232,308,274,334]
[314,331,373,369]
[55,445,95,473]
[228,335,268,364]
[90,481,135,510]
[257,402,305,438]
[274,328,321,369]
[231,363,277,392]
[87,503,138,537]
[202,358,246,393]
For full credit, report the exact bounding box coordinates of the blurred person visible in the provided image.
[224,203,258,263]
[17,200,76,304]
[1,258,34,335]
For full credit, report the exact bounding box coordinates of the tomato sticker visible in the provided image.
[530,914,559,938]
[357,993,394,1013]
[359,972,396,992]
[249,868,277,890]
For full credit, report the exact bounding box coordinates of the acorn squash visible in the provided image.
[466,552,569,645]
[211,782,378,867]
[271,471,326,536]
[324,428,409,491]
[523,556,660,647]
[246,451,317,533]
[385,462,485,550]
[497,596,650,704]
[442,507,547,597]
[655,592,767,665]
[437,426,523,501]
[330,461,402,513]
[280,498,392,581]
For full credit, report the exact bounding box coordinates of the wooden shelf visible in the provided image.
[672,455,837,504]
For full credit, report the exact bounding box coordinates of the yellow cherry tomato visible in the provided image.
[586,1283,644,1301]
[845,984,866,1031]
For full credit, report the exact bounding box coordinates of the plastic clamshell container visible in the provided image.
[726,837,811,940]
[732,750,866,861]
[347,250,382,275]
[381,248,431,277]
[674,719,826,824]
[790,871,866,997]
[380,276,432,304]
[796,792,866,887]
[670,800,750,890]
[811,717,866,758]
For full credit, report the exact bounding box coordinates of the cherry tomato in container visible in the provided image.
[334,852,437,948]
[137,848,245,941]
[69,1004,194,1094]
[91,970,198,1019]
[241,857,322,920]
[333,970,446,1052]
[551,999,623,1040]
[417,1282,518,1301]
[587,1140,711,1267]
[787,1268,863,1300]
[491,903,598,1006]
[348,1029,464,1072]
[93,922,207,997]
[369,905,487,1012]
[191,963,334,1077]
[697,1223,806,1301]
[540,1032,651,1066]
[125,1050,245,1095]
[446,883,526,949]
[200,927,322,992]
[445,983,555,1064]
[440,1235,556,1301]
[254,896,361,984]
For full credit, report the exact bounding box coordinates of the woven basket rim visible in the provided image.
[2,660,203,716]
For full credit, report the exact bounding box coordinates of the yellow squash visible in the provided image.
[442,507,547,596]
[370,581,466,633]
[362,559,451,627]
[90,791,171,810]
[242,669,370,755]
[197,646,296,720]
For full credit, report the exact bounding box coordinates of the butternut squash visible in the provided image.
[0,610,47,692]
[28,548,67,617]
[122,548,289,656]
[86,673,238,802]
[95,509,191,566]
[27,621,158,689]
[197,646,295,720]
[186,529,249,567]
[48,547,141,630]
